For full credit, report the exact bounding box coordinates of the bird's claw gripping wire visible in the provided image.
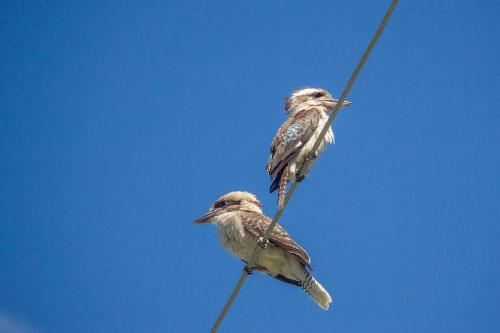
[304,152,318,162]
[257,237,268,249]
[244,266,254,275]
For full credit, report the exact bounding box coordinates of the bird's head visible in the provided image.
[284,87,352,114]
[193,191,263,224]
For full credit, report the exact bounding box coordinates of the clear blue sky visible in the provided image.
[1,1,499,332]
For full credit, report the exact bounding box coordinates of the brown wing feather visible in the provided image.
[240,211,312,269]
[267,108,321,178]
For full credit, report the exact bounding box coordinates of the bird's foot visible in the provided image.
[257,237,268,249]
[304,152,318,162]
[244,266,254,275]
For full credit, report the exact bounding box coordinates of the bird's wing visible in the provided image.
[266,108,321,178]
[240,211,312,269]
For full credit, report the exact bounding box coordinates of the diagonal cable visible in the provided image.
[210,1,399,331]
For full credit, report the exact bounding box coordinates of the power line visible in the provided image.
[210,1,399,331]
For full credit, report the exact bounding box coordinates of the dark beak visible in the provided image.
[193,208,220,224]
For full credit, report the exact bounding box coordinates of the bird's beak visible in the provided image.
[193,208,220,224]
[322,98,352,110]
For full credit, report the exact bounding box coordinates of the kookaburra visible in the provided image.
[267,87,352,209]
[193,191,332,310]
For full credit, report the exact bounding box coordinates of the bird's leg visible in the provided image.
[304,150,319,162]
[295,173,306,183]
[257,236,268,249]
[241,260,254,274]
[297,151,317,182]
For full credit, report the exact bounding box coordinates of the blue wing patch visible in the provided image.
[282,122,303,143]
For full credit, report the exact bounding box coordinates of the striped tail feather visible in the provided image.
[301,270,332,310]
[277,167,289,210]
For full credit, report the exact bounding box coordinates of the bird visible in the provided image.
[193,191,332,310]
[267,87,352,209]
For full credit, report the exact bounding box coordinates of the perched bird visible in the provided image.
[267,87,352,209]
[193,191,332,310]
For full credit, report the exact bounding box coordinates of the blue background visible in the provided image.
[1,1,499,332]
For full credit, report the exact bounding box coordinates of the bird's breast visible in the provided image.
[216,214,256,260]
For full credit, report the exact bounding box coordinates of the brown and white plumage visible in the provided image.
[193,191,332,310]
[267,88,352,209]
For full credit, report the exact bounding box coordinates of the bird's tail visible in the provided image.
[301,270,332,310]
[277,168,289,210]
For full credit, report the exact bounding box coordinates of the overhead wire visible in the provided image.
[210,1,399,331]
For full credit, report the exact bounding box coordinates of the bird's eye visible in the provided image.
[215,201,226,208]
[314,92,324,98]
